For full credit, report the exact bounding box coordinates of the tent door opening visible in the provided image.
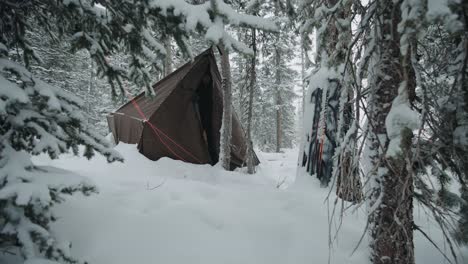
[193,74,218,165]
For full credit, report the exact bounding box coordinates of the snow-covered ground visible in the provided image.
[3,144,468,264]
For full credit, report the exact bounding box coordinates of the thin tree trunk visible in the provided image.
[164,37,172,76]
[275,77,282,152]
[219,42,232,170]
[237,30,245,116]
[456,24,468,244]
[368,2,414,263]
[331,0,362,201]
[274,39,282,153]
[301,45,306,114]
[88,59,95,114]
[246,28,257,174]
[298,42,307,167]
[274,0,282,153]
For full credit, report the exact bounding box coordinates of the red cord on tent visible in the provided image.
[124,89,203,164]
[106,57,203,164]
[124,93,187,163]
[146,121,203,163]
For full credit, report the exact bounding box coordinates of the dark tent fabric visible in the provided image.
[107,48,260,170]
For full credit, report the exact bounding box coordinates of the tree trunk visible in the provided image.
[304,0,362,192]
[237,30,246,116]
[219,43,232,170]
[368,2,414,264]
[274,41,282,153]
[333,2,362,201]
[456,26,468,244]
[246,28,257,174]
[88,58,95,114]
[274,0,282,153]
[164,37,172,76]
[298,41,307,167]
[275,90,282,151]
[301,45,306,114]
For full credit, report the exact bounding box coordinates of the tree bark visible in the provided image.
[301,44,306,114]
[219,43,232,170]
[275,52,282,153]
[164,37,172,76]
[333,0,362,201]
[246,28,257,174]
[88,58,95,114]
[274,0,282,153]
[368,2,414,264]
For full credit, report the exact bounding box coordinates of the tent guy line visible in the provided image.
[123,80,202,164]
[108,56,203,164]
[104,54,202,164]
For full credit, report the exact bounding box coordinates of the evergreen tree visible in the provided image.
[297,0,361,197]
[258,31,297,151]
[245,27,257,174]
[0,0,274,261]
[247,1,297,152]
[402,0,468,246]
[364,1,416,262]
[24,27,118,135]
[219,40,234,170]
[228,0,297,157]
[0,43,122,262]
[296,0,467,263]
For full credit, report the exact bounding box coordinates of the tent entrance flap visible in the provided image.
[193,74,218,165]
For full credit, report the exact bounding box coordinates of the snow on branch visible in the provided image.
[56,0,276,95]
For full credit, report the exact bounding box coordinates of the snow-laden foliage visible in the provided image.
[17,27,120,135]
[218,0,300,167]
[0,44,122,261]
[232,0,298,153]
[395,0,468,249]
[297,0,360,194]
[1,0,276,98]
[1,1,275,262]
[297,0,467,263]
[254,40,298,152]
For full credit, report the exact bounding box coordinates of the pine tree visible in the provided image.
[246,27,257,174]
[1,0,275,261]
[254,37,297,152]
[23,26,118,135]
[298,0,361,196]
[365,1,416,262]
[0,43,122,262]
[219,41,233,170]
[296,0,467,263]
[403,0,468,246]
[230,0,297,154]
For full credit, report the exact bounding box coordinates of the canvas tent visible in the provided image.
[107,48,259,170]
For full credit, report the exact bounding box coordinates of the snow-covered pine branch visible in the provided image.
[57,0,277,96]
[298,0,468,263]
[0,42,122,262]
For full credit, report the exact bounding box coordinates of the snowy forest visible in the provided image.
[1,0,467,264]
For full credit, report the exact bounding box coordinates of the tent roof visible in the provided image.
[116,49,214,119]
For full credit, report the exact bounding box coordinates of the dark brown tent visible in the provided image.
[107,48,259,170]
